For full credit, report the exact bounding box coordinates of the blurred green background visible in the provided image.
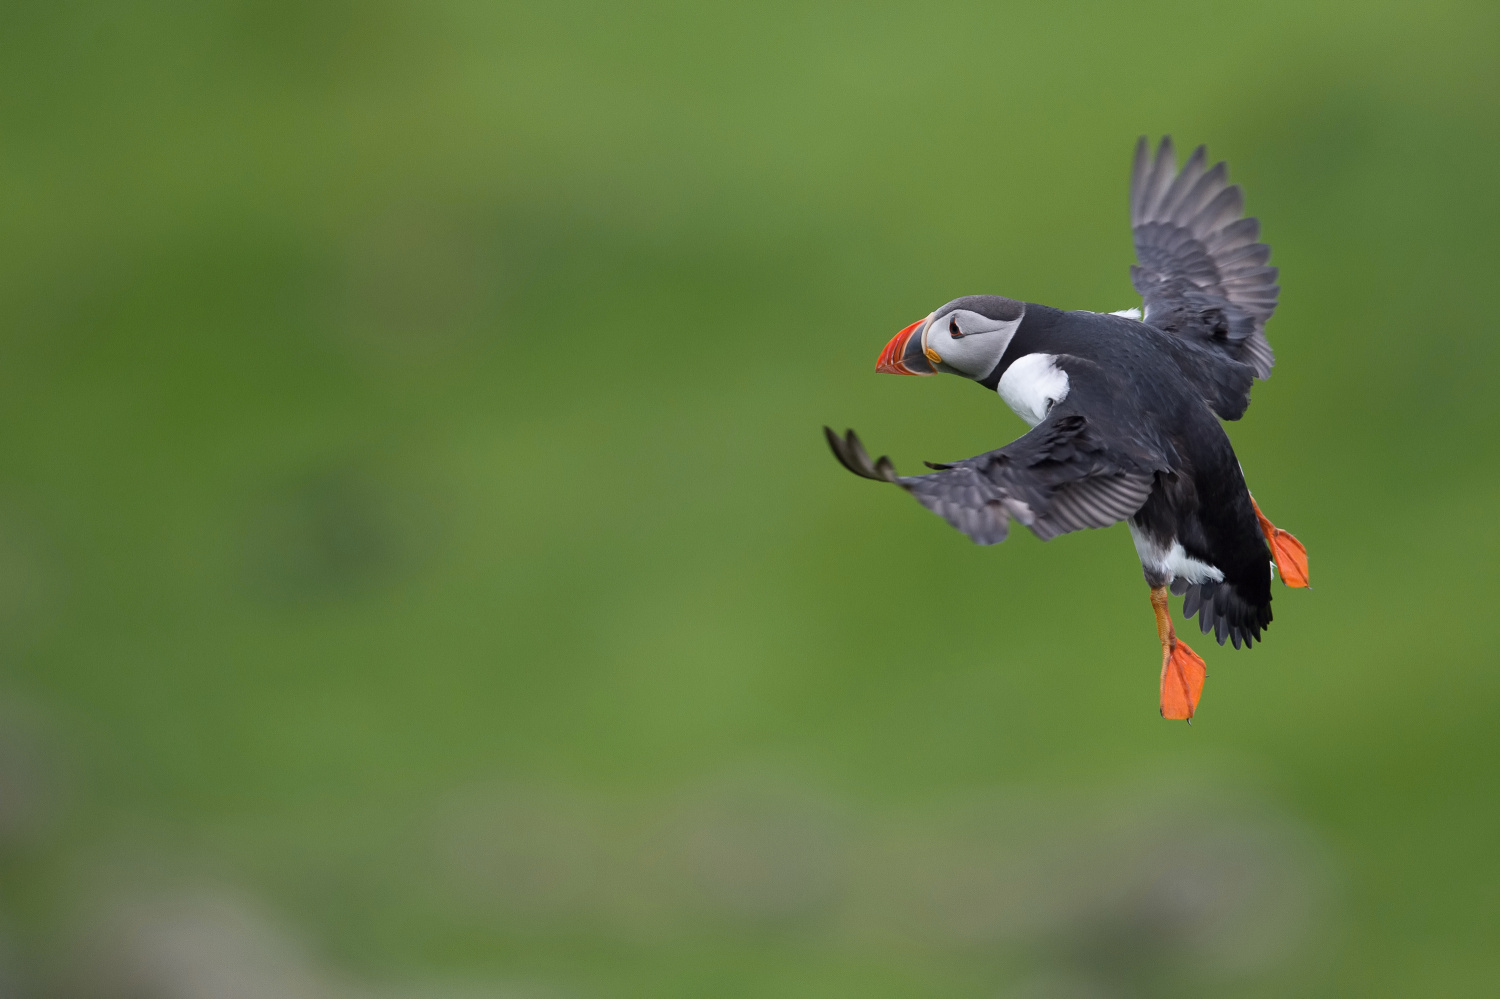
[0,1,1495,996]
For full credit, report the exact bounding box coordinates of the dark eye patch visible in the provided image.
[949,318,962,337]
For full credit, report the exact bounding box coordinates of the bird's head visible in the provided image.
[876,295,1025,381]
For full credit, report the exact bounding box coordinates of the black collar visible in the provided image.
[976,303,1061,389]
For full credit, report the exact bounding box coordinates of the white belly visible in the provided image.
[1128,523,1225,584]
[997,353,1070,427]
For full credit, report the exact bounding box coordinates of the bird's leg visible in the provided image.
[1152,585,1206,721]
[1250,496,1310,588]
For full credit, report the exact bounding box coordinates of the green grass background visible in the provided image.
[0,1,1496,996]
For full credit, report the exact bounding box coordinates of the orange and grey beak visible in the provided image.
[876,318,935,375]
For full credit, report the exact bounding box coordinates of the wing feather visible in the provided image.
[1128,136,1280,423]
[1129,137,1278,369]
[824,415,1156,547]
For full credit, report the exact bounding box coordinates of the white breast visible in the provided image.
[997,353,1070,427]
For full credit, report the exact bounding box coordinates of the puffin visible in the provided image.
[825,136,1308,721]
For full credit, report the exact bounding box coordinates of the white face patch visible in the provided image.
[1127,523,1225,584]
[997,353,1070,427]
[923,309,1022,378]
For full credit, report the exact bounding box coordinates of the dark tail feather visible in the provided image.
[1176,578,1272,648]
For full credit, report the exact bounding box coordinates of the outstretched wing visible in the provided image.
[1129,136,1278,382]
[824,415,1157,545]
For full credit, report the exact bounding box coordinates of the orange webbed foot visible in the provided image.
[1159,638,1207,721]
[1150,585,1206,722]
[1251,497,1310,588]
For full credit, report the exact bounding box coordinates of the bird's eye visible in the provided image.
[949,318,961,337]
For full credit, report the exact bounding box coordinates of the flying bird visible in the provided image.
[826,136,1309,721]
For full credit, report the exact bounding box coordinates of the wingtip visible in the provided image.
[823,426,899,482]
[1130,137,1151,221]
[1135,136,1179,222]
[823,425,860,478]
